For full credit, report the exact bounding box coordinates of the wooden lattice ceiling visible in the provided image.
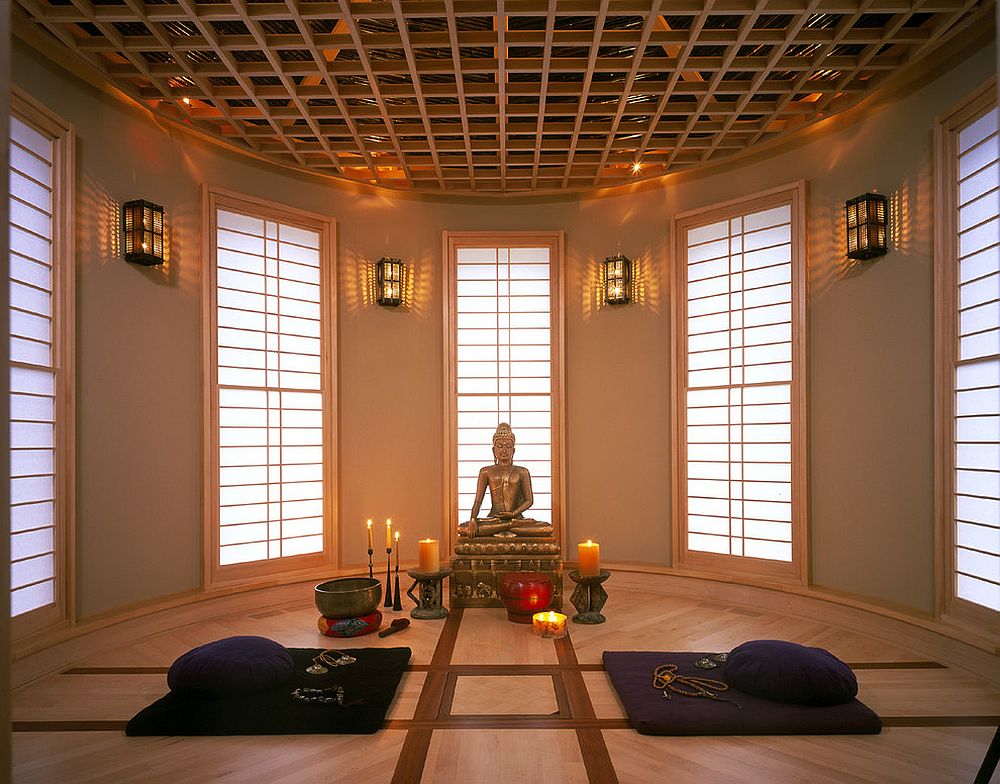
[13,0,991,194]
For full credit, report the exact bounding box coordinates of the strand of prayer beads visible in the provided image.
[652,663,741,709]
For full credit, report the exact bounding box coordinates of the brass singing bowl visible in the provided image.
[314,577,382,619]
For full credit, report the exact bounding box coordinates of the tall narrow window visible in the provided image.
[673,183,807,582]
[8,92,74,636]
[444,232,564,550]
[206,191,335,585]
[936,82,999,618]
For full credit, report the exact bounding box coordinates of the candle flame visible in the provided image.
[395,530,400,541]
[386,518,391,527]
[366,519,372,528]
[586,539,593,546]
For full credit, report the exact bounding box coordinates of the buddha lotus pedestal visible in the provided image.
[450,538,563,609]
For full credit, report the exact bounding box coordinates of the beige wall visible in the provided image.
[12,35,996,618]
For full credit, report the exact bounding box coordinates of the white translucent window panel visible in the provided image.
[9,115,58,617]
[684,206,794,562]
[455,247,554,524]
[216,210,325,566]
[954,107,1000,612]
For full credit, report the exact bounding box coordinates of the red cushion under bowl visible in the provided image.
[317,609,383,637]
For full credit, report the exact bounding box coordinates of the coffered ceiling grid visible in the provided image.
[12,0,991,194]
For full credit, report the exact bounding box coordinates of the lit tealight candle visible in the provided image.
[578,539,600,577]
[532,610,567,639]
[366,519,373,550]
[386,518,392,550]
[418,539,440,573]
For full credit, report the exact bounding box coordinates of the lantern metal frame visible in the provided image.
[845,192,888,261]
[603,253,632,305]
[376,256,404,307]
[121,199,165,266]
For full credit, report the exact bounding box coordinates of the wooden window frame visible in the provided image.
[442,231,566,557]
[202,187,337,589]
[933,77,999,626]
[671,181,808,585]
[10,88,76,640]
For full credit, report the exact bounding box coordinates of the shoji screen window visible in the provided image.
[444,232,564,549]
[206,191,335,584]
[673,184,806,582]
[9,92,74,636]
[936,83,999,618]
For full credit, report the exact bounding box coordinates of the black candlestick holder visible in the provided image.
[368,548,374,580]
[383,548,393,607]
[568,569,611,624]
[393,560,402,611]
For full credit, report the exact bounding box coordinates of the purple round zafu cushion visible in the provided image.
[167,636,294,697]
[725,639,858,706]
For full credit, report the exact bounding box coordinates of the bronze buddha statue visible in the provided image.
[458,422,554,539]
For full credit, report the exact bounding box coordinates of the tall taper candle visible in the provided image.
[386,518,392,549]
[367,519,373,550]
[394,530,400,570]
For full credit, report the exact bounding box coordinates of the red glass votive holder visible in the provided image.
[499,572,554,623]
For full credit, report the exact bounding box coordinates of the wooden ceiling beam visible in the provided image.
[282,0,381,181]
[334,0,414,185]
[231,0,345,173]
[390,0,446,188]
[442,0,477,188]
[33,0,977,24]
[560,0,608,190]
[529,0,554,191]
[592,2,663,186]
[72,24,936,54]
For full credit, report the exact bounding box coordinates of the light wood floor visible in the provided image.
[11,574,1000,784]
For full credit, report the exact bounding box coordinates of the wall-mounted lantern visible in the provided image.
[121,200,165,266]
[846,192,888,260]
[376,256,404,307]
[603,253,631,305]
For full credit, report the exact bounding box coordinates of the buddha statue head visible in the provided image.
[492,422,515,465]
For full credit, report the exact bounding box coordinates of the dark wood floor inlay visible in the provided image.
[390,608,464,784]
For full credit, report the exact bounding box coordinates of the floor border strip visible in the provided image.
[390,608,464,784]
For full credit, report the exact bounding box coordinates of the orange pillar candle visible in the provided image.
[578,539,600,577]
[418,539,440,573]
[386,518,393,549]
[366,519,373,550]
[532,610,567,638]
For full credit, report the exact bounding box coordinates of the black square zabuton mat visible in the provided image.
[604,651,882,736]
[126,647,411,736]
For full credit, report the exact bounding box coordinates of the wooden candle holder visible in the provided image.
[568,569,611,624]
[405,566,452,620]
